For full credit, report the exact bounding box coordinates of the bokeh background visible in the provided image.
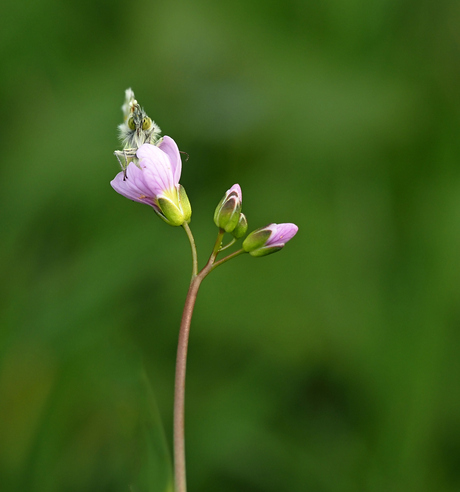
[1,0,460,491]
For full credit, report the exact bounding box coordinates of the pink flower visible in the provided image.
[111,136,191,226]
[242,223,298,257]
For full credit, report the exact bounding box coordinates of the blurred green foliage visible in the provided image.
[1,0,460,491]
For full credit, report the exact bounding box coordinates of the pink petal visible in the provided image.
[110,162,157,208]
[158,136,182,184]
[228,183,242,202]
[137,144,176,196]
[267,223,299,246]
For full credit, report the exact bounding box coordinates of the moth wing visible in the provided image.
[121,88,136,122]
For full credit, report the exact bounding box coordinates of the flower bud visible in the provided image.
[243,223,298,257]
[232,213,248,239]
[213,184,242,233]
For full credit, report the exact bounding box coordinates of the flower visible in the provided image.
[213,184,243,233]
[111,136,191,226]
[242,223,298,257]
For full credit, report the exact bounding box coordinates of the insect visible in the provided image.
[114,88,162,180]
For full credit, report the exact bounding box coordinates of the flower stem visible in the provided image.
[182,222,198,277]
[174,274,202,492]
[219,237,237,252]
[212,248,246,270]
[210,228,225,259]
[173,228,240,492]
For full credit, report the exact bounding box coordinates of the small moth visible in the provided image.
[114,88,162,180]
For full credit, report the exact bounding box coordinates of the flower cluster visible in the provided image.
[212,183,298,256]
[111,136,298,256]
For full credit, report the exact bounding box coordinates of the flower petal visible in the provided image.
[110,162,157,209]
[228,184,242,199]
[136,143,176,196]
[158,136,182,184]
[267,223,299,247]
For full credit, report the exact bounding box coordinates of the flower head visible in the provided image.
[243,223,298,257]
[111,136,191,226]
[213,184,243,233]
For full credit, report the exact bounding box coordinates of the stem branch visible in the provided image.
[212,248,246,270]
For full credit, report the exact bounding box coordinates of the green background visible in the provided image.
[1,0,460,491]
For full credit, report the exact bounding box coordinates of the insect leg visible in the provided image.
[114,151,129,180]
[122,149,131,180]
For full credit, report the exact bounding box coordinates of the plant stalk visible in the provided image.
[173,274,202,492]
[173,227,240,492]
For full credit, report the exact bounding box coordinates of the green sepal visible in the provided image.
[179,185,192,223]
[248,245,283,257]
[214,197,241,233]
[213,195,227,224]
[242,229,271,252]
[157,197,185,226]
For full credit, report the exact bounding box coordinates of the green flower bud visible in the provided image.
[243,223,299,257]
[232,213,248,239]
[214,184,243,233]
